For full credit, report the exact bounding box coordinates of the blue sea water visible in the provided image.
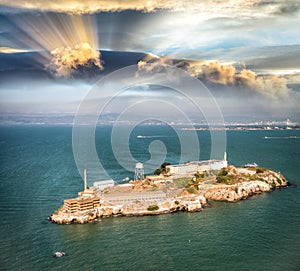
[0,125,300,271]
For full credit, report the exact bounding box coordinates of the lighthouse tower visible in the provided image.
[223,152,228,167]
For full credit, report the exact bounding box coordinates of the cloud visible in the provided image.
[1,0,299,17]
[187,61,236,85]
[0,0,164,13]
[1,2,299,59]
[137,55,171,74]
[235,69,289,97]
[256,0,300,16]
[47,42,103,77]
[188,60,290,98]
[137,56,291,98]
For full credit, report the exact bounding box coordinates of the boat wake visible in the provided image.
[264,136,300,139]
[137,135,171,139]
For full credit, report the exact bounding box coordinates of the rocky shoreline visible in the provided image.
[49,165,289,224]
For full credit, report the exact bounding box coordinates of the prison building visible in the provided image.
[166,159,228,176]
[102,191,166,204]
[165,162,198,175]
[64,196,100,213]
[93,180,115,191]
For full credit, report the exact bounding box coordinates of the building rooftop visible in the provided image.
[167,160,224,168]
[93,180,115,185]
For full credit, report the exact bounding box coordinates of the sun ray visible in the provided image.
[6,12,99,61]
[4,12,101,76]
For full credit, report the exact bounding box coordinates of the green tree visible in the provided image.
[154,168,163,175]
[154,162,170,175]
[161,162,170,169]
[218,169,228,176]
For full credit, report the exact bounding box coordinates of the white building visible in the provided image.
[102,191,166,204]
[244,162,258,168]
[166,162,198,175]
[93,180,115,190]
[166,153,228,176]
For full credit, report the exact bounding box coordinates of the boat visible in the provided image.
[54,251,66,258]
[244,162,258,167]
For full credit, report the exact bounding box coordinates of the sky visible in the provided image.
[0,0,300,122]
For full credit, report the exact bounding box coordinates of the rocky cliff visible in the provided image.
[204,167,288,202]
[49,210,99,224]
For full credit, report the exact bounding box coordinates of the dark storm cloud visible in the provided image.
[256,0,300,15]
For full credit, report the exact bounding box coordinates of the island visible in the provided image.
[49,156,289,224]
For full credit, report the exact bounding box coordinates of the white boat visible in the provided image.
[54,251,66,258]
[244,162,258,167]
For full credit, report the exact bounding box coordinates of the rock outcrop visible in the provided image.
[49,210,99,224]
[204,181,270,202]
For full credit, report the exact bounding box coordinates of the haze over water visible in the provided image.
[0,125,299,271]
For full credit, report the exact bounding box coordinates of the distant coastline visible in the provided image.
[1,114,300,130]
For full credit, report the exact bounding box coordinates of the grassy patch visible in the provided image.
[147,205,159,211]
[276,178,282,185]
[216,174,237,185]
[173,177,192,188]
[249,175,257,181]
[187,186,197,194]
[152,184,158,191]
[256,168,265,174]
[195,173,205,179]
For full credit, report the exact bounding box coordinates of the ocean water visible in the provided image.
[0,125,299,271]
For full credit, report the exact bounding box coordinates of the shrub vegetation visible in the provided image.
[173,177,192,188]
[147,205,159,211]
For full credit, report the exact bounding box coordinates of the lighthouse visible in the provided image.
[223,152,228,168]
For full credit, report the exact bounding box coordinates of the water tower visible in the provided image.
[134,163,144,180]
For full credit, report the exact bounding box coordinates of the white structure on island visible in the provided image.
[83,168,87,190]
[102,191,166,204]
[165,152,228,176]
[93,180,115,190]
[134,162,144,180]
[244,162,258,168]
